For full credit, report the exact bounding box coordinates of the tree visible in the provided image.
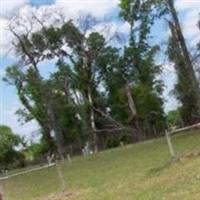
[4,65,57,155]
[5,18,85,158]
[168,39,198,125]
[165,0,200,124]
[4,5,173,158]
[167,20,200,125]
[5,15,123,154]
[119,0,166,138]
[0,125,24,170]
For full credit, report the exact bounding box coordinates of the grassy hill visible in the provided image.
[4,130,200,200]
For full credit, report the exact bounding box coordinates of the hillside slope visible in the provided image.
[4,130,200,200]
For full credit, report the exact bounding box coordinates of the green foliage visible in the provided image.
[23,140,51,163]
[0,125,24,170]
[5,6,167,155]
[117,0,166,136]
[168,35,200,125]
[166,109,182,127]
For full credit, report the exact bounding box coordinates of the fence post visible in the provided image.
[165,130,176,161]
[0,180,4,200]
[56,161,66,192]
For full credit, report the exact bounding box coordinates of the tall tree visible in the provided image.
[6,17,122,153]
[166,0,200,122]
[168,22,200,125]
[119,0,166,138]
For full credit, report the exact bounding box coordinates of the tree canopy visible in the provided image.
[2,0,200,161]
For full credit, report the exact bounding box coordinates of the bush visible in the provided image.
[0,125,25,170]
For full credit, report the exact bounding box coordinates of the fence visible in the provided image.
[170,122,200,135]
[0,162,67,200]
[0,163,56,181]
[165,122,200,160]
[1,123,200,199]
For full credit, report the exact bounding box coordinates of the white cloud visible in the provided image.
[160,63,179,112]
[0,18,13,56]
[0,0,29,17]
[0,0,29,56]
[176,0,200,47]
[0,0,199,57]
[183,9,200,46]
[85,20,129,44]
[56,0,119,19]
[175,0,200,11]
[0,0,122,57]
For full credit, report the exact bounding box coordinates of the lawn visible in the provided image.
[4,130,200,200]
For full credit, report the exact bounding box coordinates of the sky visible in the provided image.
[0,0,200,139]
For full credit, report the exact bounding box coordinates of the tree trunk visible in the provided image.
[167,0,200,114]
[53,127,66,161]
[47,104,66,160]
[125,85,143,141]
[88,87,98,152]
[42,126,55,150]
[169,21,200,124]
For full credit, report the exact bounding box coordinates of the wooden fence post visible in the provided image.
[56,161,66,192]
[165,130,176,161]
[0,180,4,200]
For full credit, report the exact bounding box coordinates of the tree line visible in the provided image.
[2,0,200,161]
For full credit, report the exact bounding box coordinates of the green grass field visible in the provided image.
[4,130,200,200]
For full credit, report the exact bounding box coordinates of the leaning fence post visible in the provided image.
[165,130,176,161]
[56,160,66,192]
[0,180,4,200]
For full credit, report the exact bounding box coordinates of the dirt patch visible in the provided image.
[178,151,200,161]
[38,191,75,200]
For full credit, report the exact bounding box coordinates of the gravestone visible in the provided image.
[82,142,91,156]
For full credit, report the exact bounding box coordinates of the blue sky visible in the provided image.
[31,0,55,5]
[0,0,199,138]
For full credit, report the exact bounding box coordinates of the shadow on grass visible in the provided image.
[147,160,175,176]
[147,153,199,177]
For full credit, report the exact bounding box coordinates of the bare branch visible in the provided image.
[93,107,125,128]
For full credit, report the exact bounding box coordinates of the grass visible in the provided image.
[4,130,200,200]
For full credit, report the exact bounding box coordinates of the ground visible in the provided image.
[4,130,200,200]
